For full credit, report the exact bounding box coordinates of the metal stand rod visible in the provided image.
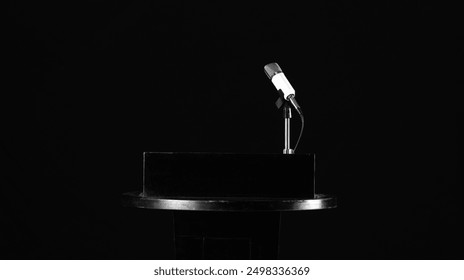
[283,103,294,154]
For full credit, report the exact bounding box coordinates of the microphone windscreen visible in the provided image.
[264,63,282,79]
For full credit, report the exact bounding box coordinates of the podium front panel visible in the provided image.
[143,152,315,199]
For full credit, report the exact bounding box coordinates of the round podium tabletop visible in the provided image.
[121,191,337,212]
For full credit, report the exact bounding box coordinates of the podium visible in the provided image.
[122,152,336,259]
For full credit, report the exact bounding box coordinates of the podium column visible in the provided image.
[173,211,281,259]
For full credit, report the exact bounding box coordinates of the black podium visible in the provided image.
[122,152,336,259]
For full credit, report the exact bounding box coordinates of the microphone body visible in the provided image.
[264,63,295,101]
[264,63,302,115]
[271,72,295,100]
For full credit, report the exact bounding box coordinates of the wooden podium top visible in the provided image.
[121,191,337,212]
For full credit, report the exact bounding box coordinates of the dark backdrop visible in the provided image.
[2,1,462,259]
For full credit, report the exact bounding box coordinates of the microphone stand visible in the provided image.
[276,96,294,154]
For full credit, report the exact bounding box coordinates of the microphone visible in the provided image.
[264,63,302,115]
[264,62,305,153]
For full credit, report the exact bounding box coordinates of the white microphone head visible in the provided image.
[264,62,295,100]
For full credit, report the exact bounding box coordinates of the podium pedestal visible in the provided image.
[173,211,280,259]
[122,192,336,259]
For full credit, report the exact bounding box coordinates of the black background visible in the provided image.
[2,1,462,259]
